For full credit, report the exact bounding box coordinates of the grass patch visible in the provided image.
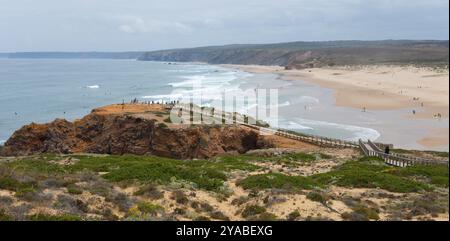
[126,202,165,220]
[2,154,262,192]
[287,210,301,221]
[311,157,431,193]
[211,155,262,171]
[171,190,188,204]
[423,151,449,158]
[238,173,318,191]
[266,152,318,167]
[69,155,232,191]
[67,185,83,195]
[225,152,320,168]
[241,205,266,218]
[136,202,164,215]
[392,149,449,158]
[280,152,316,162]
[306,190,330,204]
[388,165,449,187]
[239,157,435,193]
[134,184,164,199]
[3,159,67,176]
[0,177,37,194]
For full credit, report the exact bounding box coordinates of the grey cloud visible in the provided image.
[0,0,447,51]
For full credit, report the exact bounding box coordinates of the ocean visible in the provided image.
[0,58,382,145]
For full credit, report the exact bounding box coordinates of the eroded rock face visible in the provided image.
[1,112,271,159]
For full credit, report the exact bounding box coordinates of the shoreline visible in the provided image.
[221,64,449,151]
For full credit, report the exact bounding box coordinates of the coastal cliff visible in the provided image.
[138,40,449,69]
[0,104,271,159]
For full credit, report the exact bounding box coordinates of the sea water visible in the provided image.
[0,58,382,145]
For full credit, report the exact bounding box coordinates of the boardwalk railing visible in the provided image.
[173,104,448,167]
[243,123,448,168]
[360,139,448,167]
[241,123,360,148]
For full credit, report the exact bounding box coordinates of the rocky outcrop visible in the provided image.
[0,111,272,159]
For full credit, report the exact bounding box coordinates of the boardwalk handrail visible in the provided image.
[367,140,383,152]
[359,139,448,167]
[241,123,359,148]
[173,104,447,167]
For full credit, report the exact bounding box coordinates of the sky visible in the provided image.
[0,0,448,52]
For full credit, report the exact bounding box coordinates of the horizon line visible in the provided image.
[1,39,449,54]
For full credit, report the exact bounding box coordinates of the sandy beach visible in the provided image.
[222,64,449,150]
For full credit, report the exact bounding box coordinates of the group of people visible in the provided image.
[126,98,179,106]
[434,113,443,119]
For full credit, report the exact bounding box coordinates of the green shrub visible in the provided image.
[0,209,13,221]
[209,211,230,221]
[171,190,188,204]
[241,205,266,218]
[67,185,83,195]
[281,152,316,162]
[311,160,430,193]
[136,202,164,215]
[158,123,168,128]
[341,212,369,221]
[238,173,318,191]
[389,165,449,187]
[248,212,278,221]
[423,151,449,158]
[352,206,380,220]
[0,177,22,191]
[306,190,330,204]
[255,121,270,128]
[69,155,228,191]
[287,210,301,221]
[134,184,164,199]
[4,159,66,176]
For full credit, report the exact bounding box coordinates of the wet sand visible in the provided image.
[221,64,449,151]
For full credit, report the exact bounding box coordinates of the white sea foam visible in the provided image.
[142,93,184,99]
[0,140,6,145]
[298,96,320,104]
[86,85,100,89]
[275,101,290,108]
[291,118,380,141]
[282,121,314,130]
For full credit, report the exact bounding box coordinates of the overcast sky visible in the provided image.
[0,0,448,52]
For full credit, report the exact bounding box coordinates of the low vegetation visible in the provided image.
[238,173,318,191]
[0,151,447,221]
[239,156,444,193]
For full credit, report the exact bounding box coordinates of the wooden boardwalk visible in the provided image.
[242,123,448,168]
[359,139,448,167]
[174,104,448,168]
